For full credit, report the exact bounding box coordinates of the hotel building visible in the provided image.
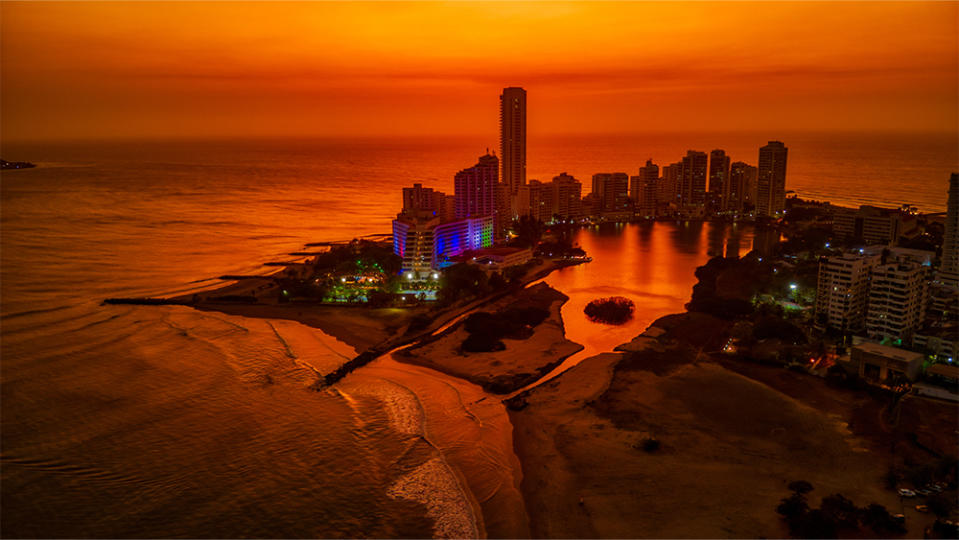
[392,213,493,278]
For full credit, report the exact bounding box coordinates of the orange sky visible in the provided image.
[2,1,957,141]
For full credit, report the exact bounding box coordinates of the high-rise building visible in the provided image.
[661,161,683,208]
[393,213,439,278]
[937,173,959,288]
[592,173,630,217]
[815,251,882,332]
[454,152,498,220]
[527,180,553,223]
[401,183,455,222]
[551,173,583,221]
[756,141,788,217]
[494,182,511,239]
[727,162,755,212]
[500,87,527,216]
[866,260,929,342]
[632,159,659,218]
[680,151,708,207]
[708,150,730,210]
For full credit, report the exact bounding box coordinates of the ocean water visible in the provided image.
[0,132,955,537]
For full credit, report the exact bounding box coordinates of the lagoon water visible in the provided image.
[1,133,955,537]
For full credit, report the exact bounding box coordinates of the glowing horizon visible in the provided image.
[2,1,957,142]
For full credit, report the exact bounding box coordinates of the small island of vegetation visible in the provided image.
[584,296,635,324]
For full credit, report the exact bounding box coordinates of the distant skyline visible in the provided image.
[2,1,957,142]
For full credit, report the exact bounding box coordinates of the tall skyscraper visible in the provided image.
[938,173,959,288]
[500,87,526,216]
[756,141,788,217]
[680,150,708,207]
[454,152,498,219]
[708,149,730,210]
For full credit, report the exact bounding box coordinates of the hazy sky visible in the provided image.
[2,1,957,141]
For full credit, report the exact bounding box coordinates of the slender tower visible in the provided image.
[500,87,527,217]
[938,173,959,288]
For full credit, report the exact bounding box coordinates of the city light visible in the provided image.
[789,283,797,290]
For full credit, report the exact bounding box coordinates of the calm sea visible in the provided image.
[1,132,955,537]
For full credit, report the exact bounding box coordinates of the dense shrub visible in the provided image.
[788,480,814,494]
[584,296,635,324]
[461,306,550,352]
[641,437,660,452]
[753,315,807,344]
[776,484,905,538]
[437,263,490,305]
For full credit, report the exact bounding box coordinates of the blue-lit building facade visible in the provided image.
[393,212,493,279]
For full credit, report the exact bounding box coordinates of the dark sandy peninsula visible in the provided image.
[395,282,584,393]
[506,311,958,538]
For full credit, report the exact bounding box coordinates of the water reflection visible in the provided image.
[541,221,772,361]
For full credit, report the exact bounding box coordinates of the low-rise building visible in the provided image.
[466,246,532,269]
[913,324,958,360]
[850,343,924,382]
[833,205,918,245]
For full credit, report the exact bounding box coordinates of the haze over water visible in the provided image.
[0,133,955,537]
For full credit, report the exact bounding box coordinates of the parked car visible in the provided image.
[917,489,932,496]
[928,484,943,493]
[898,489,916,497]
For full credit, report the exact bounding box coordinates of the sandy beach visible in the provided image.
[178,260,956,538]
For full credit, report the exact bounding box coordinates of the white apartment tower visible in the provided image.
[866,260,929,342]
[815,251,882,332]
